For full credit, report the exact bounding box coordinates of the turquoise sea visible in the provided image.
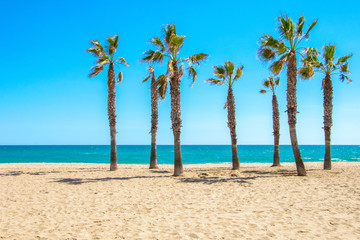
[0,145,359,164]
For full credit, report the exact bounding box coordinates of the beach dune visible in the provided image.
[0,162,359,239]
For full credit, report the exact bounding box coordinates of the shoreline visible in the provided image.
[1,161,359,169]
[1,162,359,239]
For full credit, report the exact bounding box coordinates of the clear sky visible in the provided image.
[0,0,359,145]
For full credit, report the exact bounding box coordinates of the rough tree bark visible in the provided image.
[272,94,280,167]
[323,74,333,170]
[286,53,306,176]
[108,63,117,171]
[170,63,183,176]
[227,86,240,170]
[149,71,159,169]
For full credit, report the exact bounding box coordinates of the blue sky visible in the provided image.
[0,0,359,145]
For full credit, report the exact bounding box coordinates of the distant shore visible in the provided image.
[1,162,359,239]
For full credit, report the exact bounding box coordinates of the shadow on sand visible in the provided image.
[53,175,170,185]
[50,167,316,185]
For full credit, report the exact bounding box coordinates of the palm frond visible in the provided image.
[141,50,155,62]
[151,36,165,52]
[163,23,177,45]
[89,65,104,78]
[274,77,280,86]
[169,35,185,53]
[90,40,104,52]
[115,57,129,66]
[141,50,164,63]
[142,75,151,83]
[303,47,320,61]
[263,80,271,87]
[97,53,110,66]
[113,35,119,50]
[340,62,350,73]
[340,74,352,83]
[336,54,353,65]
[278,14,295,40]
[258,48,276,62]
[269,58,285,75]
[106,35,118,56]
[224,61,235,77]
[148,66,154,73]
[296,15,305,36]
[324,44,336,64]
[214,65,225,79]
[298,64,314,79]
[205,78,224,85]
[259,34,279,48]
[117,71,123,84]
[86,47,102,57]
[304,19,318,39]
[188,66,197,85]
[301,47,321,71]
[275,41,287,54]
[263,77,274,87]
[157,74,169,99]
[187,53,208,66]
[233,65,244,80]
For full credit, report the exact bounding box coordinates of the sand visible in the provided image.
[0,162,359,240]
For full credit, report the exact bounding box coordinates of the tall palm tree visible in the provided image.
[86,35,129,171]
[299,44,352,170]
[141,23,208,176]
[206,61,243,170]
[142,66,167,169]
[260,76,281,167]
[258,14,317,176]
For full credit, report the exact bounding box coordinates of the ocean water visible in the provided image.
[0,145,359,164]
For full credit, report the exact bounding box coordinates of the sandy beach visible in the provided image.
[0,162,359,239]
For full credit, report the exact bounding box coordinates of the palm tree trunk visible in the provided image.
[286,54,306,176]
[272,94,280,167]
[323,74,333,170]
[170,63,183,176]
[108,63,117,171]
[150,73,159,169]
[227,87,240,170]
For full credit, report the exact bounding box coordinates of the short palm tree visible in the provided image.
[141,23,208,176]
[142,66,167,169]
[258,14,317,176]
[260,76,281,167]
[86,35,129,171]
[299,44,352,170]
[206,61,244,170]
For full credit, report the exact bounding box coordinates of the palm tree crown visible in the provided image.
[206,61,244,88]
[86,34,129,80]
[299,44,352,82]
[142,66,167,99]
[260,76,280,95]
[141,23,208,93]
[258,14,317,73]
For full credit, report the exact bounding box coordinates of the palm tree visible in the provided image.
[299,44,352,170]
[86,35,129,171]
[141,23,208,176]
[206,61,243,170]
[142,66,167,169]
[258,14,317,176]
[260,76,281,167]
